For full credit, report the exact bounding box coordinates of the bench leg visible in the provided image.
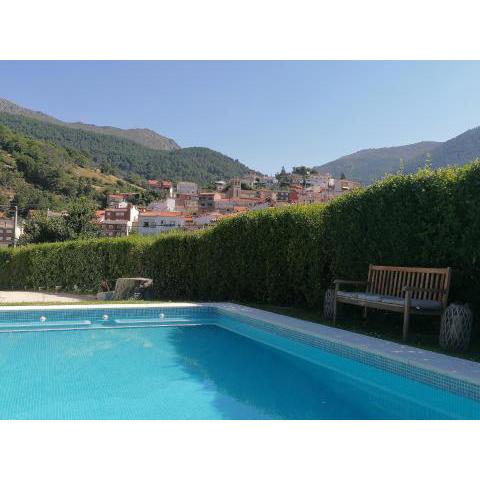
[402,310,410,341]
[403,293,412,342]
[333,285,339,326]
[363,307,368,320]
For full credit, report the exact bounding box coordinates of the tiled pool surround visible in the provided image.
[1,302,479,402]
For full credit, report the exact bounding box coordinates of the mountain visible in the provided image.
[316,141,441,184]
[0,125,143,211]
[0,97,180,151]
[317,124,480,184]
[405,125,480,173]
[0,108,253,186]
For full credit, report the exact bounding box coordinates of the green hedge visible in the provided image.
[1,161,480,309]
[0,236,152,292]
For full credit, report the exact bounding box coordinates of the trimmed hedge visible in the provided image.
[1,161,480,310]
[0,236,152,292]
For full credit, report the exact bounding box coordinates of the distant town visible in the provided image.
[0,168,360,246]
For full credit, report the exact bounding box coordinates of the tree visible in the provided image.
[64,197,101,239]
[292,166,314,187]
[19,214,70,245]
[340,172,346,179]
[276,166,290,187]
[424,152,432,170]
[0,191,9,206]
[19,197,101,245]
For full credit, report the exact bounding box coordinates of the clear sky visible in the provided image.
[1,61,480,174]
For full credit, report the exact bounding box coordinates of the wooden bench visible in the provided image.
[333,265,451,341]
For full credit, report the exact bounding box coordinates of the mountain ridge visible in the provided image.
[0,111,253,186]
[316,122,480,184]
[0,97,180,151]
[316,141,441,183]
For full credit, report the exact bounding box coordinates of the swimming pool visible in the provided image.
[0,304,479,419]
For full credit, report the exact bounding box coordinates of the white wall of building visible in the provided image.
[138,213,185,235]
[148,198,176,212]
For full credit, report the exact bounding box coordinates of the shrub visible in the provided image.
[0,236,153,292]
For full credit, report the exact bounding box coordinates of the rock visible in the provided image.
[113,278,153,300]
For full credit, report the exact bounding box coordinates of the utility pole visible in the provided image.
[13,206,18,248]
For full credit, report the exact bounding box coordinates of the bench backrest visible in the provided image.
[366,265,451,307]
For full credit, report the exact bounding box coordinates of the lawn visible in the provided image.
[242,302,480,363]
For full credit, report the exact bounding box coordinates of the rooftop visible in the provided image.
[139,211,184,217]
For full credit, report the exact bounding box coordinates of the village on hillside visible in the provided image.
[0,169,360,245]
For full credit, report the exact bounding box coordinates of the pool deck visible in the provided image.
[0,301,479,389]
[0,291,96,303]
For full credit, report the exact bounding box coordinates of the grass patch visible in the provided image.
[241,302,480,363]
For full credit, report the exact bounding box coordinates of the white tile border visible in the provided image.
[0,302,200,311]
[1,300,479,386]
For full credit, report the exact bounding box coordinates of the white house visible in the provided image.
[138,211,186,235]
[192,212,223,227]
[102,204,139,237]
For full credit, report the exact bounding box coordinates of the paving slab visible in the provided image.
[0,291,95,304]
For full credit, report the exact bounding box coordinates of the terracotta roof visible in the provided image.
[139,211,184,217]
[105,208,129,213]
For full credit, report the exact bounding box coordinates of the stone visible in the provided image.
[112,278,153,300]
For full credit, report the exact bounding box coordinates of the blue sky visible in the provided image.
[1,61,480,174]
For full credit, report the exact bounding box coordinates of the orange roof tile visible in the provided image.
[139,211,184,217]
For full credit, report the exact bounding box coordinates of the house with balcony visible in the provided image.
[0,218,23,247]
[102,204,139,237]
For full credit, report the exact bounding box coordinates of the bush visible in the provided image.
[0,236,152,292]
[1,161,480,310]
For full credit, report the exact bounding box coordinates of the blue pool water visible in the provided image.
[0,307,478,419]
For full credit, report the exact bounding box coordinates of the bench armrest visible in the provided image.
[402,286,448,294]
[334,279,367,286]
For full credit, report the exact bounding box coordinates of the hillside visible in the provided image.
[0,111,253,185]
[0,97,179,151]
[316,141,440,184]
[0,125,143,211]
[316,123,480,184]
[405,125,480,173]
